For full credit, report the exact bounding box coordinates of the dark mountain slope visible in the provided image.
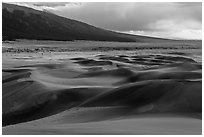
[2,3,172,42]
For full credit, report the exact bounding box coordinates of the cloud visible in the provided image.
[9,2,202,39]
[47,3,201,29]
[124,19,201,40]
[9,2,78,11]
[123,28,202,40]
[33,2,70,7]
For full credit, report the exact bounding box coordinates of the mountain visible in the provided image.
[2,3,171,42]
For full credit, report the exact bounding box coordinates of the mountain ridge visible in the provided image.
[3,3,173,42]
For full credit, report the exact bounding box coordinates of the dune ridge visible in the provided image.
[2,53,202,134]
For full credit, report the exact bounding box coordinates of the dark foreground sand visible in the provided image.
[2,50,202,134]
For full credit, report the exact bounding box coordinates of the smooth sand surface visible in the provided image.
[3,114,201,135]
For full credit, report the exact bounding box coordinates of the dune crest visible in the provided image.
[2,53,202,134]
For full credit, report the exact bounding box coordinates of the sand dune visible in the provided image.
[2,53,202,134]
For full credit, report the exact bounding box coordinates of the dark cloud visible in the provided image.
[33,2,70,7]
[177,2,202,7]
[48,2,201,31]
[32,2,82,8]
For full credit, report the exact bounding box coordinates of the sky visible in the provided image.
[11,2,202,40]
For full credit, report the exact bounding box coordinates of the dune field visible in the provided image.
[2,40,202,135]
